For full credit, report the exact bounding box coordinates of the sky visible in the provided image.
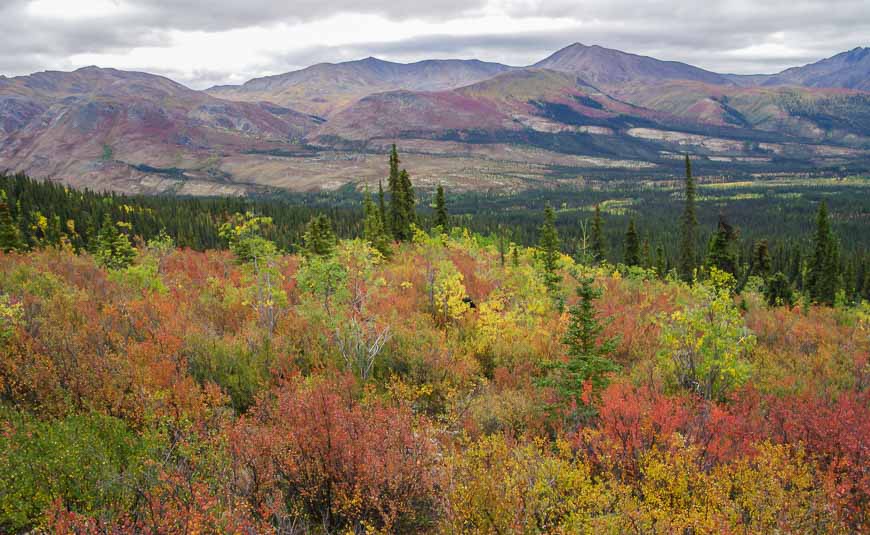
[1,0,867,89]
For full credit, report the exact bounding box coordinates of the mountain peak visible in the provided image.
[535,42,732,86]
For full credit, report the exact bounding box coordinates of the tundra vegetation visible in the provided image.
[0,151,868,533]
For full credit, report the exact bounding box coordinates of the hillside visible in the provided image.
[730,47,870,91]
[207,57,514,117]
[0,67,320,194]
[0,165,868,531]
[533,43,734,86]
[0,44,868,194]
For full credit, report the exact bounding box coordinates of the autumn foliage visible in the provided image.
[1,225,868,533]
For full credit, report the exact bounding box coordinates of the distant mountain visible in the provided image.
[1,44,868,195]
[729,47,870,91]
[208,57,514,117]
[533,43,734,87]
[0,67,320,194]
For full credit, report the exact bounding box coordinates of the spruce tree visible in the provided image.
[377,180,387,230]
[363,189,390,257]
[95,214,136,270]
[434,184,448,230]
[590,204,605,263]
[753,240,771,279]
[707,214,739,275]
[0,194,23,253]
[623,218,640,267]
[679,155,698,282]
[539,205,562,307]
[655,244,666,277]
[808,201,839,305]
[399,169,416,236]
[387,145,403,239]
[539,274,619,420]
[765,271,794,307]
[302,214,337,257]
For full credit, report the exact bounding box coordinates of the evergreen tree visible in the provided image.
[590,204,605,263]
[377,180,387,230]
[707,214,739,275]
[641,239,651,269]
[386,146,416,242]
[539,274,619,420]
[399,169,416,234]
[95,214,136,270]
[434,184,448,230]
[387,145,404,240]
[0,194,23,253]
[807,201,839,305]
[302,214,337,257]
[363,189,391,257]
[539,205,562,308]
[655,244,666,277]
[765,271,794,307]
[679,155,698,282]
[623,218,640,267]
[753,240,771,279]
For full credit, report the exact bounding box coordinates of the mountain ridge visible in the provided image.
[1,43,868,195]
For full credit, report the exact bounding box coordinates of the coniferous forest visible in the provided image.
[0,148,869,533]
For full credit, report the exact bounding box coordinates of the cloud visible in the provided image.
[0,0,866,87]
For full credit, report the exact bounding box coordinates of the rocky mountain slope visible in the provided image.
[1,44,868,194]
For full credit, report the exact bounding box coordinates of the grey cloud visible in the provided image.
[0,0,866,87]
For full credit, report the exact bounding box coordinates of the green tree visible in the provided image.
[752,240,771,279]
[0,193,23,253]
[590,204,605,263]
[659,268,755,401]
[623,218,640,267]
[707,214,739,275]
[434,184,448,230]
[764,271,794,307]
[539,205,562,308]
[377,179,387,230]
[94,214,136,270]
[302,214,337,258]
[363,189,391,257]
[540,273,619,420]
[679,155,698,282]
[807,201,840,305]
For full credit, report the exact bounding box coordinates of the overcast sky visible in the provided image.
[2,0,867,89]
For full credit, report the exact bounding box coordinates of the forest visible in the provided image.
[0,148,868,533]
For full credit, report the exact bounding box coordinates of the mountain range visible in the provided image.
[1,43,868,194]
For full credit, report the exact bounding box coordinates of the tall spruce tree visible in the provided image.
[363,189,391,257]
[399,169,415,230]
[377,180,387,230]
[590,204,605,263]
[623,219,640,267]
[679,155,698,282]
[807,201,839,305]
[434,184,448,230]
[539,205,562,307]
[0,194,23,253]
[387,145,402,239]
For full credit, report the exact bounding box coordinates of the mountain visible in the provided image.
[534,43,734,87]
[731,47,870,91]
[207,57,514,117]
[1,44,869,195]
[0,66,320,194]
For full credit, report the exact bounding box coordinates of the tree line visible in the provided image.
[1,148,867,306]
